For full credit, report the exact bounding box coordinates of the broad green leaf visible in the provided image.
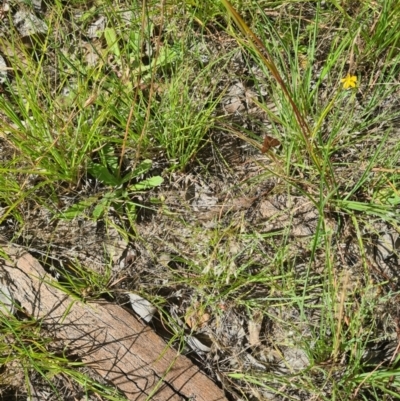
[92,198,110,219]
[121,159,153,184]
[129,176,163,191]
[125,201,137,220]
[57,196,98,219]
[104,28,120,58]
[388,196,400,205]
[88,164,121,186]
[102,144,119,176]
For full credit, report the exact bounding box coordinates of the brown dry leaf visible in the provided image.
[248,310,263,347]
[222,82,246,114]
[83,40,104,67]
[185,304,210,330]
[248,319,261,347]
[261,135,280,153]
[0,1,10,20]
[259,200,280,219]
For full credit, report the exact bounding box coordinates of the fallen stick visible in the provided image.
[1,245,227,401]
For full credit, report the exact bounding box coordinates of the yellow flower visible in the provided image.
[341,74,357,89]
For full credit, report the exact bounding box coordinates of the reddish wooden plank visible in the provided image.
[1,246,227,401]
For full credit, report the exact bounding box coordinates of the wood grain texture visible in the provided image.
[1,246,227,401]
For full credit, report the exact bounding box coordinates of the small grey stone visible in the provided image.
[32,0,43,13]
[87,16,107,39]
[0,54,8,84]
[0,283,14,315]
[128,293,156,322]
[185,335,211,353]
[13,10,47,37]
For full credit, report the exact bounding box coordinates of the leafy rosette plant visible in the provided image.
[59,144,163,223]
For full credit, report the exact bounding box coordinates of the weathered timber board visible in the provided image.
[0,245,227,401]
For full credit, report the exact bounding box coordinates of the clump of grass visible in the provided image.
[215,0,400,399]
